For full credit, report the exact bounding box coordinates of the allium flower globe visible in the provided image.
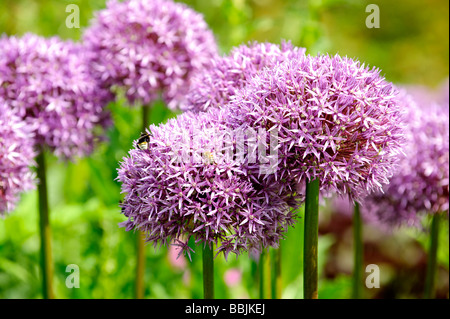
[226,55,405,200]
[117,109,298,259]
[0,101,36,215]
[83,0,218,109]
[0,34,113,160]
[362,90,449,227]
[184,41,306,112]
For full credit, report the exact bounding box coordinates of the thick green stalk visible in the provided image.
[250,256,258,295]
[271,246,282,299]
[36,151,54,299]
[424,213,441,299]
[263,249,271,298]
[352,202,363,299]
[258,251,264,299]
[258,250,271,299]
[202,243,214,299]
[303,178,320,299]
[135,230,145,299]
[134,104,150,299]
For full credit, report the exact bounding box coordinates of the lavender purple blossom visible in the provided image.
[361,89,449,227]
[226,54,405,201]
[83,0,218,109]
[0,101,36,215]
[0,34,113,160]
[117,108,298,259]
[184,41,306,112]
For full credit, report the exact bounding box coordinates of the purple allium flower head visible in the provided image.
[0,101,36,215]
[361,90,449,228]
[117,108,298,259]
[0,34,113,160]
[226,54,405,201]
[184,41,306,112]
[83,0,218,109]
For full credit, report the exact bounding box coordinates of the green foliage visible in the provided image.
[416,215,450,270]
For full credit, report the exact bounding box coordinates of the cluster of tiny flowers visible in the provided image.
[226,54,405,201]
[0,34,113,160]
[0,101,36,215]
[83,0,218,109]
[117,108,298,259]
[184,41,306,112]
[362,89,449,228]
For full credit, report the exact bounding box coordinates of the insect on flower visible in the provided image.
[117,108,299,258]
[137,132,151,150]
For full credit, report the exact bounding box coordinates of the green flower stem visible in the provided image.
[36,150,54,299]
[271,246,282,299]
[258,250,264,299]
[134,104,150,299]
[424,213,441,299]
[202,243,215,299]
[250,256,258,293]
[258,249,272,299]
[264,249,271,298]
[352,201,364,299]
[135,230,146,299]
[303,178,320,299]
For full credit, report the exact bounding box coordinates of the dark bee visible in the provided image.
[137,132,151,150]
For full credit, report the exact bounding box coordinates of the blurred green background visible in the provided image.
[0,0,448,299]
